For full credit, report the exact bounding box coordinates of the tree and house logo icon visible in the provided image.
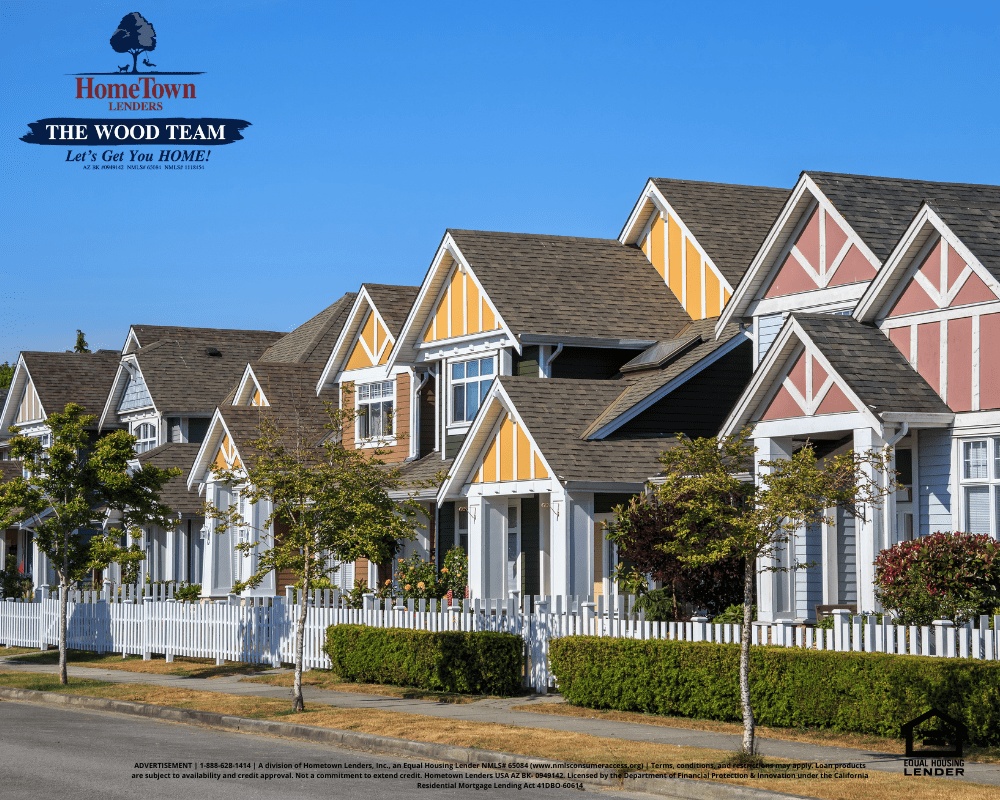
[81,12,201,76]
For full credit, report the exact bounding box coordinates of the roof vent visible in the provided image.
[205,347,222,357]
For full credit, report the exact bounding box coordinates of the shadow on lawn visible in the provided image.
[8,650,272,679]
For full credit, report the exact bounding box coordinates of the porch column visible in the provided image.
[754,436,793,623]
[548,485,570,598]
[467,495,485,598]
[568,491,595,601]
[200,482,220,597]
[854,427,886,613]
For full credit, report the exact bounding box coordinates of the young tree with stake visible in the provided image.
[616,427,893,755]
[207,402,421,712]
[0,404,180,683]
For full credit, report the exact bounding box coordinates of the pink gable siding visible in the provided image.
[951,272,996,308]
[788,353,807,396]
[760,385,805,420]
[812,359,828,393]
[947,243,967,290]
[797,208,821,272]
[764,252,816,298]
[889,277,937,316]
[825,212,848,268]
[828,245,877,287]
[815,383,854,415]
[947,317,973,412]
[981,313,1000,410]
[888,326,911,361]
[917,322,941,395]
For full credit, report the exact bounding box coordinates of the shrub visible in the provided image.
[711,603,755,624]
[0,554,32,600]
[440,546,468,600]
[549,637,1000,745]
[395,553,444,601]
[173,582,201,602]
[324,624,523,695]
[875,532,1000,626]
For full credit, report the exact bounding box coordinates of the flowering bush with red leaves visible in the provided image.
[875,531,1000,625]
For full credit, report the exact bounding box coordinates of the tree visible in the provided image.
[608,493,746,619]
[74,330,90,354]
[0,361,12,392]
[207,403,422,712]
[110,12,156,74]
[621,427,893,755]
[0,404,179,683]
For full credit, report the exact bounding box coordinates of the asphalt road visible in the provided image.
[0,700,658,800]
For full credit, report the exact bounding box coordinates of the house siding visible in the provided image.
[919,427,953,536]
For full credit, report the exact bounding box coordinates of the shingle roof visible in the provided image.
[22,351,121,422]
[581,319,746,438]
[650,179,790,286]
[394,453,453,495]
[241,363,328,415]
[927,202,1000,282]
[135,443,203,516]
[0,460,22,485]
[258,293,357,365]
[793,314,951,415]
[449,230,692,341]
[362,284,420,339]
[134,339,279,416]
[807,172,1000,263]
[131,325,284,350]
[499,377,673,484]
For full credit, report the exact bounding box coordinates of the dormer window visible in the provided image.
[134,422,157,454]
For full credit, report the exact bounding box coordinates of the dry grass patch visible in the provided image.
[8,649,271,679]
[0,646,43,657]
[0,671,990,800]
[246,668,479,704]
[514,702,1000,765]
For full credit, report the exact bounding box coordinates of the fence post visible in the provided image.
[833,609,849,651]
[164,599,175,662]
[692,616,709,643]
[933,620,953,658]
[535,599,549,694]
[581,602,595,636]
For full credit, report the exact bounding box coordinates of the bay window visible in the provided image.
[961,438,1000,537]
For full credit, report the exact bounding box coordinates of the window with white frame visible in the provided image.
[357,380,394,440]
[451,356,495,424]
[134,422,156,454]
[960,438,1000,536]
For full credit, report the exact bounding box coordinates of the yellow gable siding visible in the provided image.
[213,433,242,471]
[422,266,500,344]
[346,308,395,371]
[471,415,549,485]
[16,379,43,423]
[252,387,262,406]
[639,209,730,321]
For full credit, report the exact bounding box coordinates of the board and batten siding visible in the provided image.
[794,522,823,620]
[919,427,953,537]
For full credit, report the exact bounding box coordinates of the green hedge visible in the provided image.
[549,637,1000,745]
[324,624,523,696]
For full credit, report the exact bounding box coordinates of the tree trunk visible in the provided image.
[59,576,69,685]
[740,556,755,754]
[293,573,308,712]
[131,52,140,73]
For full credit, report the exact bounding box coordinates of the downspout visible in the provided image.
[545,343,564,378]
[405,372,431,462]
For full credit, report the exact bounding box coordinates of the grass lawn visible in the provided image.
[0,670,990,800]
[513,701,1000,765]
[6,649,272,679]
[246,668,484,704]
[0,646,43,658]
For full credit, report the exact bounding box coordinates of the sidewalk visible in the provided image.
[2,656,998,787]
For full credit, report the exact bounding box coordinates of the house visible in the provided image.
[0,350,122,588]
[719,172,1000,621]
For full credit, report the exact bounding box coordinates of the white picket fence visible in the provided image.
[1,589,998,693]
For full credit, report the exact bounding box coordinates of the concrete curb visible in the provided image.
[0,686,810,800]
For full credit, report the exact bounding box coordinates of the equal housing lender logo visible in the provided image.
[20,12,250,154]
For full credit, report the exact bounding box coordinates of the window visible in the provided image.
[134,422,156,453]
[457,507,469,553]
[357,381,394,440]
[960,438,1000,536]
[451,356,494,423]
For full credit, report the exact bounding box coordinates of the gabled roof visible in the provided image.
[494,377,671,484]
[447,229,691,341]
[135,442,203,516]
[117,338,279,418]
[238,362,328,412]
[127,325,284,353]
[645,179,789,286]
[929,202,1000,282]
[391,453,454,499]
[361,284,420,339]
[258,293,357,365]
[21,351,121,422]
[793,315,950,416]
[581,319,749,439]
[808,172,1000,264]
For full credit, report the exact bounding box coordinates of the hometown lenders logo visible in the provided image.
[21,12,251,162]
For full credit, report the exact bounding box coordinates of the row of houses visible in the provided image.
[4,170,1000,622]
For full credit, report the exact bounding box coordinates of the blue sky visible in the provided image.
[2,1,999,362]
